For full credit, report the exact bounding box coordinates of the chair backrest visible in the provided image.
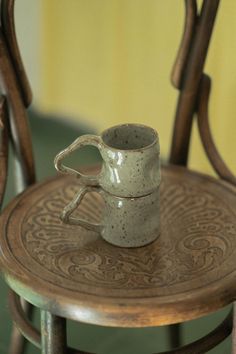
[0,0,35,199]
[170,0,235,186]
[0,0,235,210]
[169,0,219,165]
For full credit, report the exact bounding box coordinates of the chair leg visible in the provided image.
[41,310,67,354]
[9,298,33,354]
[168,323,181,349]
[233,303,236,354]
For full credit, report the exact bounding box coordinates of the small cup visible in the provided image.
[54,123,160,198]
[61,186,160,248]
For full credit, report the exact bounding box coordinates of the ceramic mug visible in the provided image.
[54,123,161,198]
[61,185,160,248]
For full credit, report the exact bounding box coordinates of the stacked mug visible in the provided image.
[54,123,161,248]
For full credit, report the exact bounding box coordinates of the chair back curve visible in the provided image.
[170,0,235,187]
[0,0,35,202]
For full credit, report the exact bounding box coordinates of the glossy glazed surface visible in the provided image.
[55,123,161,197]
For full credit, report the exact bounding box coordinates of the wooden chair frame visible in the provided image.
[0,1,235,353]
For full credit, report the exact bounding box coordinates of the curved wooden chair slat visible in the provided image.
[197,74,236,186]
[1,0,32,107]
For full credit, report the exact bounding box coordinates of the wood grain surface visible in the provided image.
[1,164,236,327]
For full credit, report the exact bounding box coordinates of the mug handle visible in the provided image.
[54,135,102,186]
[61,185,103,233]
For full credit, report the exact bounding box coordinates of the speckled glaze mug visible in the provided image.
[61,185,160,248]
[54,123,161,198]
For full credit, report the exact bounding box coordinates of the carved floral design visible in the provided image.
[19,171,236,298]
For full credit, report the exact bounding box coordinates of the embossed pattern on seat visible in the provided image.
[1,165,236,327]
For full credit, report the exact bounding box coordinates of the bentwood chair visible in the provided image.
[0,0,236,353]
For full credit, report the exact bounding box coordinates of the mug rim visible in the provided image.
[100,123,159,152]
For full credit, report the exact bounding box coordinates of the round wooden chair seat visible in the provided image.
[1,164,236,328]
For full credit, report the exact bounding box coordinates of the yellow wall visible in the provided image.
[40,1,236,175]
[15,0,42,102]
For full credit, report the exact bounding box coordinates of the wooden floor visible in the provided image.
[0,110,231,353]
